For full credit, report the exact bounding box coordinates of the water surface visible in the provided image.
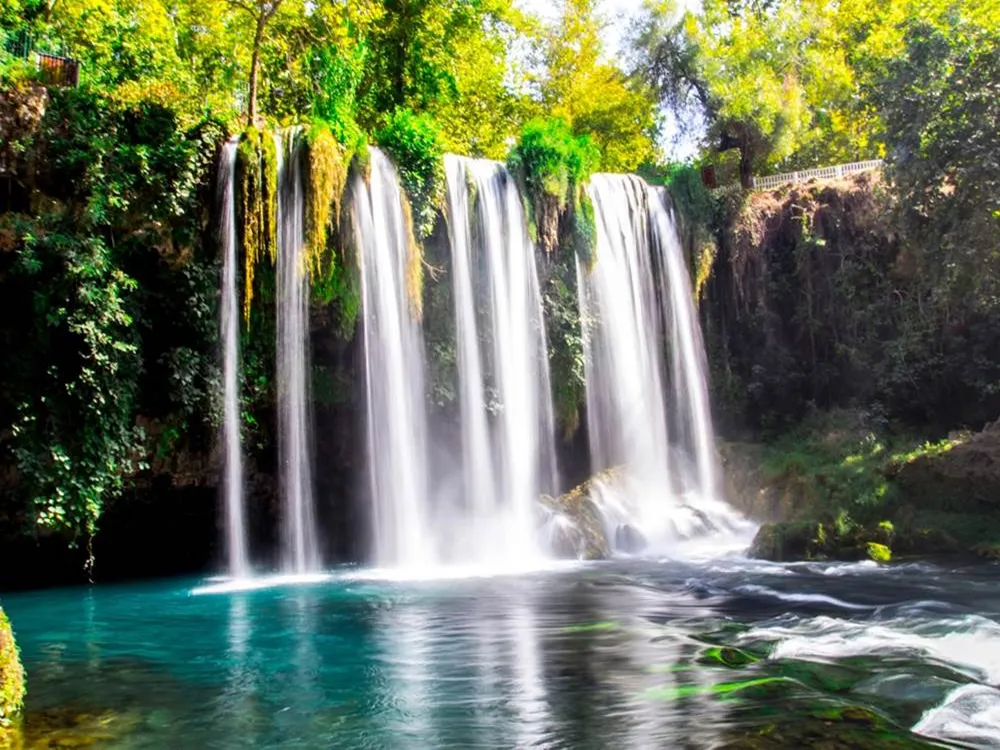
[4,555,999,748]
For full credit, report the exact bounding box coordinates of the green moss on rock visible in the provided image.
[236,126,279,323]
[508,117,598,255]
[728,410,1000,561]
[0,607,25,729]
[304,123,350,296]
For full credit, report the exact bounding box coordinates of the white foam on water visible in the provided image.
[191,559,589,596]
[817,560,880,575]
[190,573,332,596]
[733,584,876,611]
[739,615,1000,685]
[914,684,1000,749]
[342,559,583,584]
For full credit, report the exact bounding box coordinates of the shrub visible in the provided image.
[508,117,598,205]
[375,108,444,240]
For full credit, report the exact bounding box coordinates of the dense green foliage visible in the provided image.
[743,409,1000,560]
[508,117,599,254]
[0,85,221,559]
[236,126,278,321]
[0,607,24,728]
[878,18,1000,317]
[509,118,599,206]
[544,270,587,439]
[535,0,658,172]
[376,108,445,241]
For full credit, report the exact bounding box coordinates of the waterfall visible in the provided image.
[650,187,719,500]
[275,131,320,573]
[352,148,434,567]
[580,174,743,551]
[442,155,557,564]
[218,139,250,578]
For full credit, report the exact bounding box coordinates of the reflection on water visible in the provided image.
[3,557,999,748]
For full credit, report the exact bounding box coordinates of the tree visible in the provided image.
[632,0,874,184]
[878,17,1000,312]
[227,0,285,125]
[355,0,531,156]
[537,0,658,172]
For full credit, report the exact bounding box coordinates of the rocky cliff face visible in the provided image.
[700,172,1000,436]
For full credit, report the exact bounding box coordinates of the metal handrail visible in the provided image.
[751,160,883,190]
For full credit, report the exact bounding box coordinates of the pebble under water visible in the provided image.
[3,554,999,749]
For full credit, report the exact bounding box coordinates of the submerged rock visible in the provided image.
[0,706,142,749]
[0,607,24,733]
[719,707,941,749]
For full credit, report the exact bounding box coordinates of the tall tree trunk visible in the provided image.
[248,12,266,126]
[739,144,753,189]
[720,122,755,189]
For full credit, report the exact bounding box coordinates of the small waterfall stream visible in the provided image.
[580,174,744,551]
[443,155,557,564]
[352,148,434,567]
[218,139,249,578]
[275,131,320,573]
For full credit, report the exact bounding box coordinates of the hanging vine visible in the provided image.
[304,123,350,287]
[236,126,278,322]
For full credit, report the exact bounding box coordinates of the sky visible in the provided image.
[516,0,649,59]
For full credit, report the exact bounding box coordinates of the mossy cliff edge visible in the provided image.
[0,607,25,734]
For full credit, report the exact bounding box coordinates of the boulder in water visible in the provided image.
[538,468,624,559]
[892,421,1000,514]
[749,520,958,562]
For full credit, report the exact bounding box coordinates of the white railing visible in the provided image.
[751,160,883,191]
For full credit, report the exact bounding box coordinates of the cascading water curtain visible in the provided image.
[275,130,320,573]
[218,138,250,578]
[443,155,558,564]
[352,148,434,568]
[648,187,719,501]
[580,174,747,551]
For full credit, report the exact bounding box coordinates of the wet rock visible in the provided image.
[538,468,623,560]
[749,520,959,562]
[543,514,591,559]
[718,441,797,522]
[748,522,817,561]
